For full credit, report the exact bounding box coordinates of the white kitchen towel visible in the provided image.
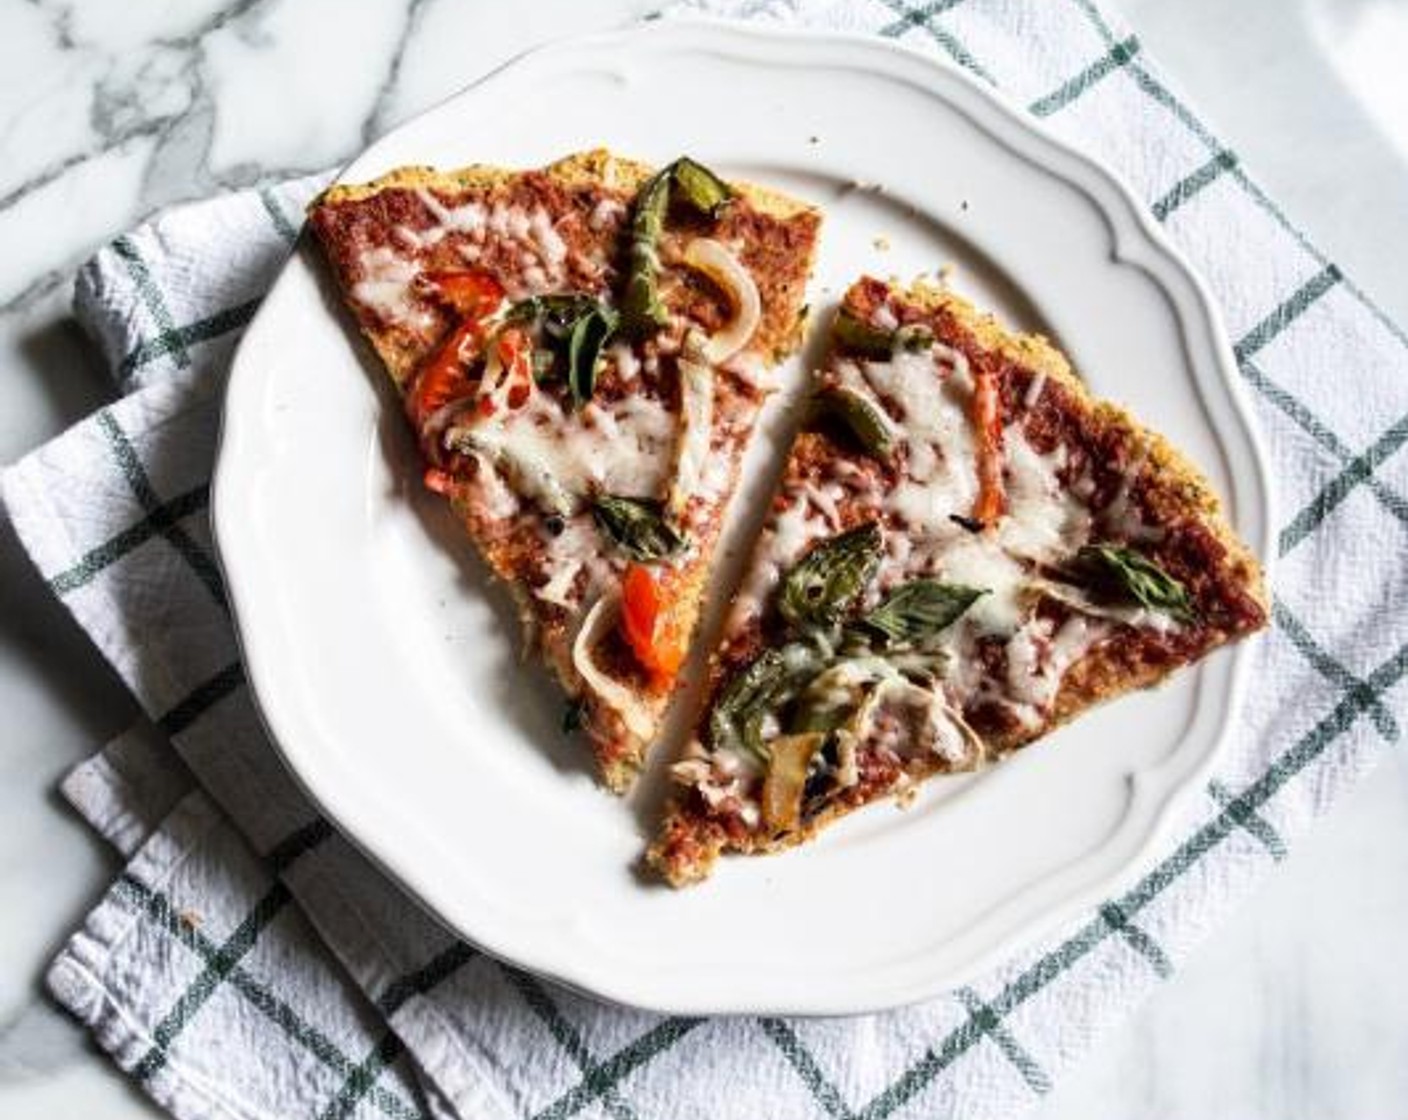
[8,2,1408,1119]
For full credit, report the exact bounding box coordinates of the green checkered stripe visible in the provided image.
[47,789,430,1120]
[11,1,1408,1118]
[75,176,328,396]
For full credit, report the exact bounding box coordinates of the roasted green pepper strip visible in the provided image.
[620,157,734,338]
[814,385,896,460]
[831,307,934,359]
[591,494,686,562]
[670,156,732,217]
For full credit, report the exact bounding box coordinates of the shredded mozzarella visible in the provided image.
[352,247,435,332]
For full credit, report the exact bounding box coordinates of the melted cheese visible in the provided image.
[352,247,435,332]
[667,352,715,517]
[535,519,611,609]
[934,534,1032,635]
[589,197,626,231]
[448,390,675,518]
[997,429,1090,559]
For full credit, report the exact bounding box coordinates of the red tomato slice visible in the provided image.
[406,318,483,433]
[621,564,687,684]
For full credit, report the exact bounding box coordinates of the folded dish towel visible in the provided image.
[8,3,1408,1119]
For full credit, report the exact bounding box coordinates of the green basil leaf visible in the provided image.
[506,293,600,331]
[856,579,986,646]
[567,305,619,407]
[620,157,733,338]
[591,494,686,561]
[778,522,883,629]
[814,385,896,460]
[506,294,616,401]
[709,647,788,760]
[1071,544,1195,622]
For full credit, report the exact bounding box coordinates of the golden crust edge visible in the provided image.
[308,148,820,223]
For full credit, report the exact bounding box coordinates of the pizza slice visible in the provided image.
[308,151,821,790]
[650,275,1269,885]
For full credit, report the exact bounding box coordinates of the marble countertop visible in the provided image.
[3,1,1407,1117]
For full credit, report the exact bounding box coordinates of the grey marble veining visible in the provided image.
[2,1,1406,1117]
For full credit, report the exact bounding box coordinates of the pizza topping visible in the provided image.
[407,320,487,439]
[702,528,984,778]
[667,338,716,518]
[760,732,825,833]
[814,383,896,461]
[621,563,689,684]
[353,246,438,332]
[680,238,761,362]
[571,593,657,738]
[1004,615,1102,727]
[445,373,675,519]
[708,646,797,762]
[832,306,934,359]
[504,294,620,407]
[855,580,987,646]
[418,269,506,316]
[621,157,733,338]
[565,304,618,406]
[778,522,884,629]
[1066,544,1195,622]
[592,495,687,561]
[414,188,488,240]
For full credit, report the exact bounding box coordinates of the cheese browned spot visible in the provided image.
[650,275,1268,885]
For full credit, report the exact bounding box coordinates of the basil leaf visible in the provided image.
[856,579,986,646]
[1071,544,1195,622]
[507,293,600,333]
[778,522,883,629]
[506,294,617,404]
[814,385,896,460]
[709,648,788,760]
[621,157,733,338]
[832,307,935,359]
[591,494,686,561]
[567,305,618,407]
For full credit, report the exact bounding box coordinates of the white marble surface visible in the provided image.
[1,1,1406,1117]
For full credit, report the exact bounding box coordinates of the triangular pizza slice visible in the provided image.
[650,275,1268,884]
[308,151,821,789]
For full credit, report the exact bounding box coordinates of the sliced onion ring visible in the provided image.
[682,238,761,363]
[666,337,715,517]
[571,593,657,741]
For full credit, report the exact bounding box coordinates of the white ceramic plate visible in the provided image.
[214,20,1273,1016]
